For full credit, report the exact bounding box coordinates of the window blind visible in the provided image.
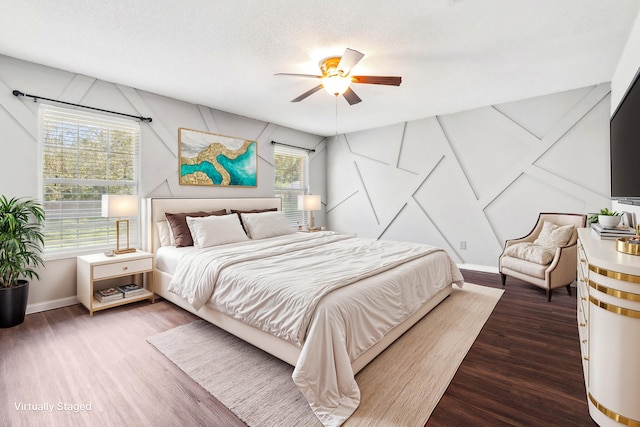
[274,144,308,227]
[39,105,140,255]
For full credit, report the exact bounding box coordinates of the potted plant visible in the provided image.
[590,208,622,228]
[0,196,45,328]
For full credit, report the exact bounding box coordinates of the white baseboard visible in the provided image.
[26,296,78,315]
[457,263,499,274]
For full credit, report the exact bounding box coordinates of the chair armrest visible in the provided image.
[546,242,578,285]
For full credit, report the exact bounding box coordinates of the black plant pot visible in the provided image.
[0,280,29,328]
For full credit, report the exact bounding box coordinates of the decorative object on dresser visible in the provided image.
[77,251,154,316]
[499,212,586,301]
[615,225,640,255]
[0,196,45,328]
[590,221,636,240]
[596,208,622,228]
[101,194,139,254]
[620,211,636,229]
[577,228,640,427]
[588,208,624,226]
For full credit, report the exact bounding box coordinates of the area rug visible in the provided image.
[147,283,503,426]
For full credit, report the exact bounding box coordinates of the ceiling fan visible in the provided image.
[276,48,402,105]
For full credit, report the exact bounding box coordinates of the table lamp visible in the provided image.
[101,194,139,254]
[297,195,321,231]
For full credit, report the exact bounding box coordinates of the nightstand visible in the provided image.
[77,250,154,316]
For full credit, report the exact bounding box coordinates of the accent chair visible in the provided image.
[499,212,587,301]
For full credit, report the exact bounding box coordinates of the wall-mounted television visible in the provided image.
[611,66,640,204]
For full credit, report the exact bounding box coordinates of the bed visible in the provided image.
[145,197,464,426]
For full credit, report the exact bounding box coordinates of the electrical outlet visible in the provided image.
[460,241,467,250]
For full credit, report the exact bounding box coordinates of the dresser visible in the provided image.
[577,228,640,427]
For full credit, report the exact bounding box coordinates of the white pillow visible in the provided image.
[533,221,574,248]
[156,220,175,246]
[241,211,295,240]
[186,214,249,248]
[504,242,555,265]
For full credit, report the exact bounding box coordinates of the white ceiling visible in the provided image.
[1,1,639,137]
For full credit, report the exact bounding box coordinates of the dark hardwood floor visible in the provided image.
[428,270,595,427]
[0,270,595,427]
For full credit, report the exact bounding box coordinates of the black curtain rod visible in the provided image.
[270,140,315,153]
[12,90,153,123]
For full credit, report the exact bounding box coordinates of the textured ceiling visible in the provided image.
[1,1,639,136]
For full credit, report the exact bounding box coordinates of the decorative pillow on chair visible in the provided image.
[504,243,555,265]
[533,221,575,248]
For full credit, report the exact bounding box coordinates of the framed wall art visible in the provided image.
[178,128,257,187]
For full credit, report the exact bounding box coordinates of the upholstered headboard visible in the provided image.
[145,197,282,253]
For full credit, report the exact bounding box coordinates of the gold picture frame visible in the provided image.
[178,127,257,187]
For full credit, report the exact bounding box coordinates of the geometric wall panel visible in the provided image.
[484,173,589,247]
[494,86,595,139]
[413,155,501,267]
[356,157,427,226]
[438,107,533,201]
[398,117,450,174]
[534,96,611,197]
[346,122,405,165]
[328,83,612,270]
[382,199,461,263]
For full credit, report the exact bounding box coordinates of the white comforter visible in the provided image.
[168,232,464,426]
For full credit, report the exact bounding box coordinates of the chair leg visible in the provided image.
[547,289,552,302]
[566,284,572,296]
[500,273,506,286]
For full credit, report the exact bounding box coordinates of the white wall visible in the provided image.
[611,12,640,114]
[327,84,612,270]
[611,12,640,220]
[0,54,325,312]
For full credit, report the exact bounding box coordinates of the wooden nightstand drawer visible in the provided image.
[93,257,153,280]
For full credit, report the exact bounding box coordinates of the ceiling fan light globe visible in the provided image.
[322,75,351,96]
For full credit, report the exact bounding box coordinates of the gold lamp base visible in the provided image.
[114,248,137,255]
[114,219,136,255]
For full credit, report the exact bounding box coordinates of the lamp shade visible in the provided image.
[297,194,321,211]
[101,195,139,218]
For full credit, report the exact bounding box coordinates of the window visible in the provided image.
[274,145,308,227]
[39,105,140,256]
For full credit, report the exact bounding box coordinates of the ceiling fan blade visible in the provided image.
[351,76,402,86]
[337,48,365,75]
[275,73,322,79]
[291,84,323,102]
[342,87,362,105]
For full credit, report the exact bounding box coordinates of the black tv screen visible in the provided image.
[611,67,640,201]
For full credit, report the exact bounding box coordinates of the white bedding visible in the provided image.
[166,231,464,426]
